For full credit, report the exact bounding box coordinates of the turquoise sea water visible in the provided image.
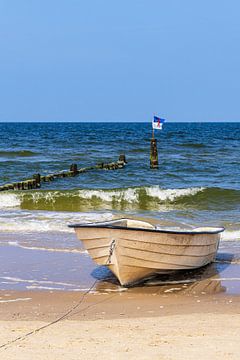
[0,122,240,292]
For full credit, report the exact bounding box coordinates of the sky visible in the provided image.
[0,0,240,122]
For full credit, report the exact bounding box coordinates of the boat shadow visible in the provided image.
[91,252,234,296]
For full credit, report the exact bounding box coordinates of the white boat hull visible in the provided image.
[71,219,224,286]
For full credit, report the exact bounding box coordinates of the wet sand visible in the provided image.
[0,235,240,359]
[0,288,240,321]
[1,232,240,294]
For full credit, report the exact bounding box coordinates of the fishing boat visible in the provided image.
[69,218,225,286]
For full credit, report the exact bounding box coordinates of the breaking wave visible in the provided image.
[221,230,240,241]
[0,187,240,239]
[0,186,204,211]
[0,186,239,211]
[0,210,112,233]
[0,193,21,208]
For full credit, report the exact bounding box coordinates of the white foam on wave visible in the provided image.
[0,277,94,292]
[145,186,204,201]
[78,186,204,203]
[0,210,112,233]
[7,241,19,246]
[0,239,85,253]
[78,188,138,202]
[27,191,59,204]
[222,230,240,241]
[0,186,204,211]
[26,285,74,291]
[0,193,21,209]
[0,297,31,303]
[0,276,79,287]
[9,243,87,254]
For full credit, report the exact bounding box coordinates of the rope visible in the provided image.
[0,239,116,350]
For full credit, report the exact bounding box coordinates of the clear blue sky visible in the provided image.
[0,1,239,122]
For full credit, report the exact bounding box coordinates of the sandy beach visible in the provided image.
[0,290,240,360]
[0,233,240,359]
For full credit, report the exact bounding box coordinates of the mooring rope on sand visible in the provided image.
[0,240,117,350]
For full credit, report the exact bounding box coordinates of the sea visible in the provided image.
[0,122,240,294]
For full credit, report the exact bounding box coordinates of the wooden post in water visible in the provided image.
[70,164,78,176]
[150,131,158,169]
[119,154,127,164]
[33,174,41,188]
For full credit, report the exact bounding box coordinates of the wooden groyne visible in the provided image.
[0,154,127,191]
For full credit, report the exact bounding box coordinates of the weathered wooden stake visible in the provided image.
[96,162,104,169]
[33,173,41,187]
[150,136,159,169]
[70,164,78,176]
[119,154,127,164]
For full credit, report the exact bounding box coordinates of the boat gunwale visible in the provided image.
[68,219,225,235]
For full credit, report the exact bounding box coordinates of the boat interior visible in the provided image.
[71,218,225,234]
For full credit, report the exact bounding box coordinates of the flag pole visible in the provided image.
[152,115,155,139]
[152,128,154,139]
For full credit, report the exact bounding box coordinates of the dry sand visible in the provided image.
[0,291,240,359]
[1,314,240,360]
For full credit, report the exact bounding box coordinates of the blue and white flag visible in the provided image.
[152,116,165,130]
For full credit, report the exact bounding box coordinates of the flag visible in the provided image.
[152,116,165,130]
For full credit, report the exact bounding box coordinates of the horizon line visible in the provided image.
[0,120,240,124]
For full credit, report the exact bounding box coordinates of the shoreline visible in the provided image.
[0,288,239,322]
[1,234,240,294]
